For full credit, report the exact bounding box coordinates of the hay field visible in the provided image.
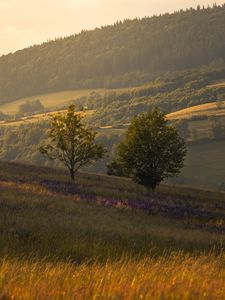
[0,89,104,114]
[0,109,95,126]
[207,79,225,88]
[167,101,225,120]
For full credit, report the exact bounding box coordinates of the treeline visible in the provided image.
[0,99,45,121]
[0,5,225,103]
[19,99,44,114]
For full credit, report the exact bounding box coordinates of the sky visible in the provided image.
[0,0,224,56]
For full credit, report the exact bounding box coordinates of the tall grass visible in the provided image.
[0,161,225,299]
[0,254,225,300]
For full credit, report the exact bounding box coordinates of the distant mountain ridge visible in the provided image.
[0,4,225,104]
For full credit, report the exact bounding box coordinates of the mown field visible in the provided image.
[2,96,225,132]
[0,109,95,127]
[0,89,105,114]
[0,161,225,299]
[207,79,225,88]
[167,100,225,120]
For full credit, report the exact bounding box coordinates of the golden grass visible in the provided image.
[0,254,224,300]
[0,109,95,126]
[0,86,130,115]
[167,101,225,120]
[0,89,104,114]
[207,79,225,88]
[0,162,225,299]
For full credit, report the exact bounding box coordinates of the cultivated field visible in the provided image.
[0,89,104,114]
[167,100,225,120]
[207,79,225,88]
[0,161,225,299]
[2,94,225,128]
[0,109,95,127]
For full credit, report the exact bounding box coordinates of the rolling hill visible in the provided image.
[1,67,225,128]
[1,93,224,129]
[0,97,224,192]
[0,5,224,104]
[0,161,224,299]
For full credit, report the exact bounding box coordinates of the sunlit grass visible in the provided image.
[167,100,225,120]
[0,161,225,299]
[0,90,102,114]
[0,254,225,300]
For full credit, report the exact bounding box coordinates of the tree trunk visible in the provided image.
[70,169,75,181]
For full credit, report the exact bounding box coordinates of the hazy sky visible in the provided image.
[0,0,224,55]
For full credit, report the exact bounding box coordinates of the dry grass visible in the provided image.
[167,101,225,120]
[0,162,225,299]
[0,109,95,126]
[0,89,104,114]
[207,79,225,88]
[0,254,224,300]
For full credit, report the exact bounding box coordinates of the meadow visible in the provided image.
[208,79,225,88]
[170,140,225,190]
[0,89,104,114]
[0,161,225,299]
[167,100,225,120]
[0,109,95,127]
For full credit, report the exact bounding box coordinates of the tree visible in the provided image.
[107,109,186,190]
[19,99,44,114]
[40,105,106,181]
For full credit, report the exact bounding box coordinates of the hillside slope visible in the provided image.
[0,161,225,299]
[0,5,225,103]
[167,100,225,120]
[0,89,103,114]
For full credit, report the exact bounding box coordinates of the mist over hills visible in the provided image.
[0,5,225,104]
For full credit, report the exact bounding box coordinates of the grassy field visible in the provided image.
[0,89,105,114]
[0,161,225,299]
[0,109,95,127]
[2,96,224,129]
[169,140,225,190]
[207,79,225,88]
[167,100,225,120]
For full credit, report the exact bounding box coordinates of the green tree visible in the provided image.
[19,99,44,114]
[40,105,106,181]
[107,109,186,190]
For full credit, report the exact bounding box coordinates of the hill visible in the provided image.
[0,99,224,191]
[0,5,225,104]
[1,65,225,128]
[0,161,224,299]
[1,97,225,130]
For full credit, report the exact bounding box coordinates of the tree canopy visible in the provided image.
[107,109,186,189]
[40,105,106,180]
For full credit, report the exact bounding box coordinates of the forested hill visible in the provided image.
[0,5,225,104]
